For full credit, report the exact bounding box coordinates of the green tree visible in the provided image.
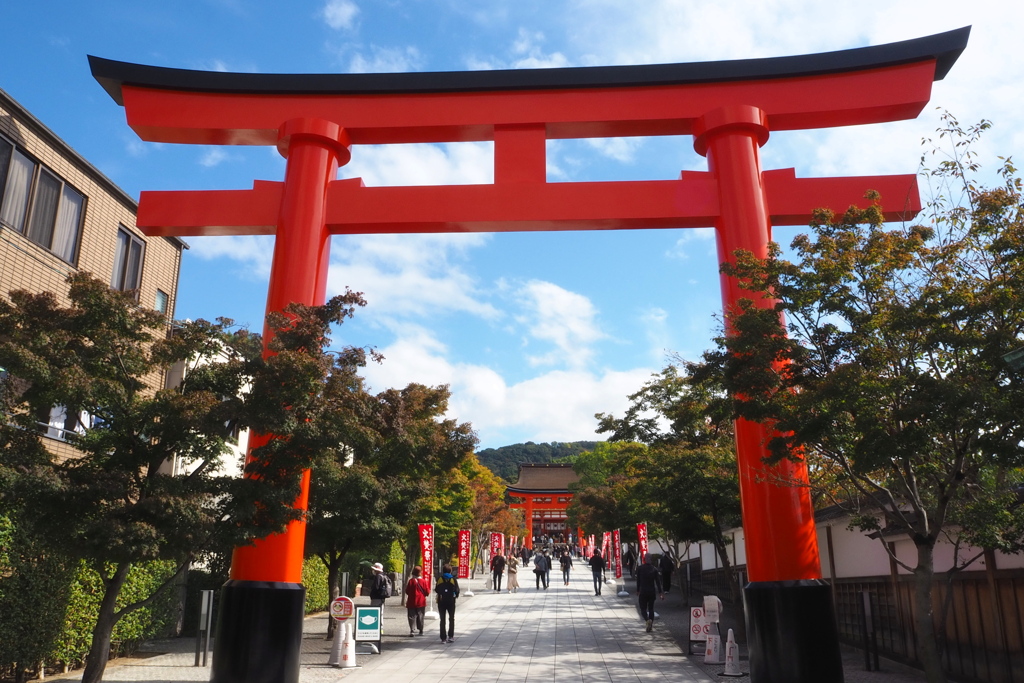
[566,441,647,535]
[0,273,364,683]
[304,379,476,636]
[701,116,1024,683]
[596,363,743,602]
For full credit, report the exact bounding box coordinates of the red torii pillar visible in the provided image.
[90,26,969,683]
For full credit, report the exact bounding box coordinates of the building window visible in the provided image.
[155,289,169,315]
[111,227,145,296]
[0,135,84,264]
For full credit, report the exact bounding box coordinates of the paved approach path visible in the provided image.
[68,571,714,683]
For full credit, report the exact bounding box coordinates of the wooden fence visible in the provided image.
[832,569,1024,683]
[685,562,1024,683]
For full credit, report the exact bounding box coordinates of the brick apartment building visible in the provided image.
[0,86,186,460]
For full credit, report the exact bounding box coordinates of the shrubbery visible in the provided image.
[0,555,179,681]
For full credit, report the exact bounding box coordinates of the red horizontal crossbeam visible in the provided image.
[136,169,919,238]
[117,61,937,146]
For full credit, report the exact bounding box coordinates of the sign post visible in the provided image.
[194,590,214,667]
[354,606,383,654]
[327,596,355,667]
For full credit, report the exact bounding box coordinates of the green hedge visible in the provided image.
[0,552,180,678]
[303,556,330,613]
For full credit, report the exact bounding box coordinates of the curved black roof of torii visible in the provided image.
[90,27,969,107]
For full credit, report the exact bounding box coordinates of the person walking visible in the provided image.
[490,551,506,592]
[506,554,520,593]
[435,563,460,643]
[559,550,573,586]
[635,555,665,632]
[405,566,429,636]
[623,546,637,578]
[533,549,548,589]
[658,553,674,593]
[589,550,606,595]
[369,562,390,608]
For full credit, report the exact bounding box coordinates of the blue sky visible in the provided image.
[3,1,1021,450]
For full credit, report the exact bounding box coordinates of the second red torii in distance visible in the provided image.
[91,26,969,683]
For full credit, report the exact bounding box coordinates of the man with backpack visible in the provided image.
[369,562,391,608]
[435,563,461,643]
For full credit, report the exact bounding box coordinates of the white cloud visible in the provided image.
[186,235,276,279]
[348,46,424,74]
[666,228,715,260]
[342,141,492,186]
[199,148,229,168]
[466,27,571,71]
[326,233,499,321]
[321,0,358,30]
[514,280,605,369]
[359,328,654,449]
[586,137,643,163]
[640,307,670,363]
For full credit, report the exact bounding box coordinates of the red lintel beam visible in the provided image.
[89,28,968,146]
[135,170,919,238]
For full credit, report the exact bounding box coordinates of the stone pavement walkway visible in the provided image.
[58,569,926,683]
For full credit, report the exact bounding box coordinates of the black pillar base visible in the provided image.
[743,580,843,683]
[211,580,306,683]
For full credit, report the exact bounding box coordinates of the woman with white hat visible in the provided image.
[369,562,390,608]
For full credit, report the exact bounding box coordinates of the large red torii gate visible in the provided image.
[91,26,968,683]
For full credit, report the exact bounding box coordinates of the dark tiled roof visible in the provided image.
[507,464,579,493]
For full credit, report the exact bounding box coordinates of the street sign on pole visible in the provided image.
[330,596,354,622]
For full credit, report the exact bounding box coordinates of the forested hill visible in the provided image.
[477,441,601,483]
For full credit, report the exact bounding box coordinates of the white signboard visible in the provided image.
[354,606,382,641]
[690,606,709,642]
[703,594,722,623]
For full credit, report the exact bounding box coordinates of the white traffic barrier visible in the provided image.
[721,628,745,677]
[340,623,358,668]
[328,621,343,666]
[704,622,723,664]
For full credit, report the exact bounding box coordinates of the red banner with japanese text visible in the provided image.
[418,523,435,586]
[636,522,649,563]
[601,531,611,560]
[457,529,471,579]
[612,529,623,579]
[490,532,504,563]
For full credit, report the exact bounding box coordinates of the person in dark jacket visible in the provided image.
[635,556,665,632]
[559,551,574,586]
[532,550,549,589]
[369,562,390,607]
[490,552,506,592]
[435,563,460,643]
[658,553,674,593]
[622,547,637,578]
[589,550,606,595]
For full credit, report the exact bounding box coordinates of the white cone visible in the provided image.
[722,628,745,676]
[704,623,723,664]
[339,623,358,669]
